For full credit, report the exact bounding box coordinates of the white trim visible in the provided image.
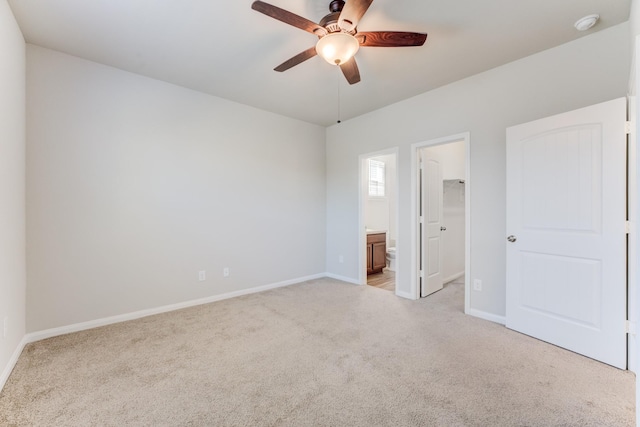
[465,308,506,325]
[0,268,490,394]
[0,336,28,392]
[443,271,465,284]
[464,137,472,318]
[628,94,638,374]
[325,272,361,285]
[25,273,325,344]
[411,132,471,307]
[395,290,414,300]
[2,272,358,392]
[633,41,640,427]
[359,155,367,286]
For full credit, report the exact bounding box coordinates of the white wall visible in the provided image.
[442,179,465,282]
[26,45,327,333]
[438,141,465,180]
[386,155,397,247]
[631,0,640,47]
[0,0,26,387]
[326,23,630,318]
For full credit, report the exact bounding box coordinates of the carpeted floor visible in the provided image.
[0,278,635,426]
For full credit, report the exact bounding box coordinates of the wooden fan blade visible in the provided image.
[339,57,361,85]
[338,0,373,32]
[252,1,327,37]
[274,47,318,72]
[357,31,427,47]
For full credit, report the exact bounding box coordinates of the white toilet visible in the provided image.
[386,247,396,272]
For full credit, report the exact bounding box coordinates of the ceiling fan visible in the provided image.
[251,0,427,85]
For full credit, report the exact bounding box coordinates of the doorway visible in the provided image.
[359,149,399,293]
[412,133,470,306]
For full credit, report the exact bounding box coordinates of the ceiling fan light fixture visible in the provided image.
[316,32,360,65]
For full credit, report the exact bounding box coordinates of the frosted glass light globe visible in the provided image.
[316,32,360,65]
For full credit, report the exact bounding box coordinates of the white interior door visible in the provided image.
[506,97,627,369]
[420,148,444,297]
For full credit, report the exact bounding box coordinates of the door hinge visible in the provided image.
[626,221,632,234]
[625,121,634,134]
[626,320,636,335]
[419,215,424,224]
[419,270,424,279]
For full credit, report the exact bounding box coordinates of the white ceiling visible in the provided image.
[8,0,631,126]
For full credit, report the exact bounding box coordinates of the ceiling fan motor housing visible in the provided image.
[321,0,356,34]
[329,0,345,13]
[320,12,350,34]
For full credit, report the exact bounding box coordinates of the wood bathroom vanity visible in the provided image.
[366,231,386,275]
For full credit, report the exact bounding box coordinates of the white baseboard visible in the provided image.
[325,272,415,300]
[2,273,326,392]
[465,308,506,325]
[443,271,465,284]
[2,271,441,393]
[324,273,361,285]
[395,290,416,300]
[26,273,326,344]
[0,336,28,392]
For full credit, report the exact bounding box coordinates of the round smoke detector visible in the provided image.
[574,14,599,31]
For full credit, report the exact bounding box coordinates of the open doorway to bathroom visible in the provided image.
[412,133,469,307]
[359,149,398,293]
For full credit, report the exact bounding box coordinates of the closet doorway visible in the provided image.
[359,149,399,294]
[412,133,470,306]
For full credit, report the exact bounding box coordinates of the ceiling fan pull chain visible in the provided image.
[337,75,342,124]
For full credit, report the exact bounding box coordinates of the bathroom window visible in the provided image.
[368,159,385,197]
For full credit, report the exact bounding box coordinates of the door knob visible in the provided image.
[507,235,517,242]
[441,226,447,231]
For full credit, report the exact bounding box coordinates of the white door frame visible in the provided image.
[411,132,471,306]
[632,36,640,420]
[358,148,400,293]
[628,95,638,375]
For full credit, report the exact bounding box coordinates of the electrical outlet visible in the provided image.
[339,255,344,263]
[198,271,206,281]
[223,267,230,277]
[473,279,482,291]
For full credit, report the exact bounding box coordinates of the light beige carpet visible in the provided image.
[0,278,635,426]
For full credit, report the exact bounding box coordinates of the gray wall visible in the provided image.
[26,45,327,332]
[0,0,26,384]
[326,23,630,318]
